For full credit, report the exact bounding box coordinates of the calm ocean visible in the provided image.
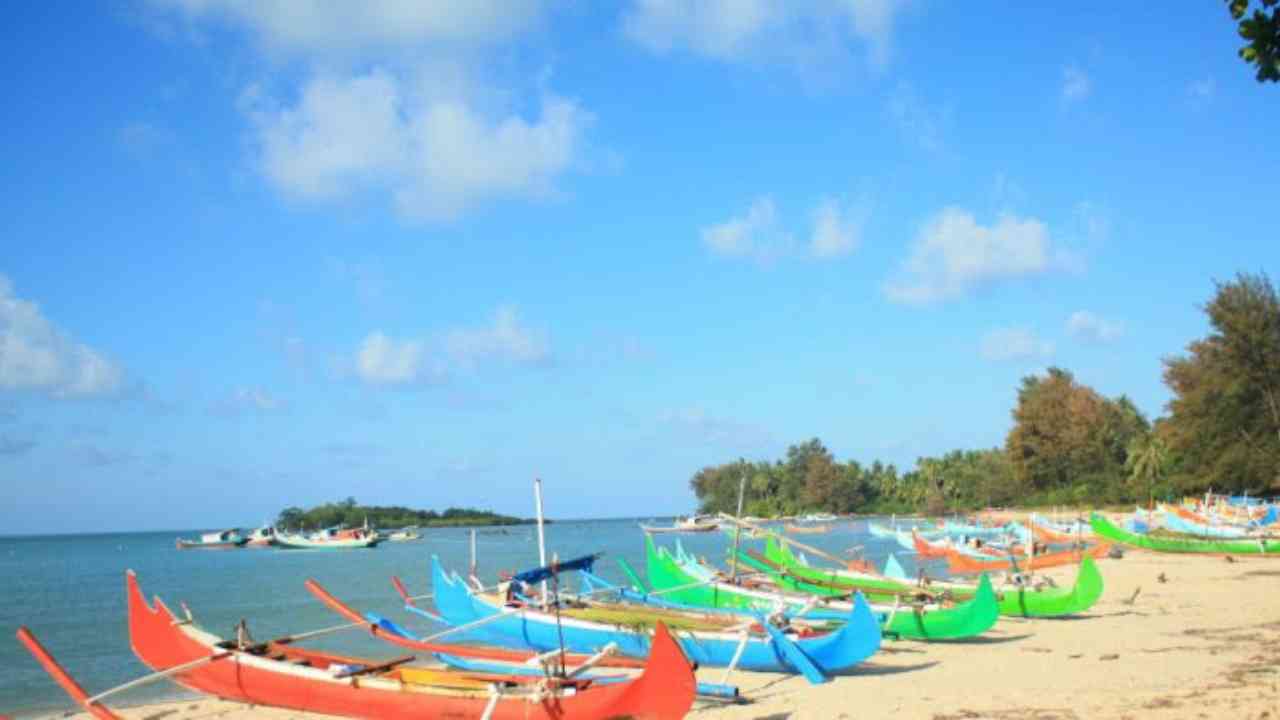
[0,517,942,717]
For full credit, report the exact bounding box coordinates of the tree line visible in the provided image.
[275,498,535,530]
[692,273,1280,516]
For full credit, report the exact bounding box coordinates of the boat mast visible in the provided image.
[534,477,549,608]
[729,473,746,582]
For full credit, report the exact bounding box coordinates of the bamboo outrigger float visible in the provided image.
[16,571,697,720]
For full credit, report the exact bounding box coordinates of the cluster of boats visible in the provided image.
[175,523,422,550]
[19,511,1114,719]
[1092,497,1280,554]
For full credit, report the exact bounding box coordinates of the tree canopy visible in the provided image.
[275,500,534,530]
[689,271,1277,515]
[1228,0,1280,82]
[1162,272,1280,494]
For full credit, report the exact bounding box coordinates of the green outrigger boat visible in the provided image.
[634,536,998,640]
[734,534,1102,618]
[1090,513,1280,554]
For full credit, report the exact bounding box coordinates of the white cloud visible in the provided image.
[702,196,789,262]
[352,307,548,388]
[809,197,867,258]
[445,306,550,367]
[1062,65,1090,102]
[885,208,1060,304]
[154,0,546,52]
[886,83,947,152]
[1066,311,1124,344]
[980,327,1053,362]
[243,70,592,221]
[0,275,126,399]
[355,332,437,386]
[155,2,596,222]
[211,386,285,415]
[622,0,905,68]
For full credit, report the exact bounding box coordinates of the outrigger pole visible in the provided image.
[719,513,850,568]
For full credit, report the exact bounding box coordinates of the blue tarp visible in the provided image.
[512,553,600,584]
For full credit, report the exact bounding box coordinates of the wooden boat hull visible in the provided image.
[274,534,381,549]
[644,537,998,640]
[430,556,880,678]
[1091,513,1280,554]
[945,542,1110,574]
[75,571,693,720]
[751,535,1102,618]
[639,524,719,533]
[174,539,245,550]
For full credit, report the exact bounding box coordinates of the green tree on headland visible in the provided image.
[275,500,534,530]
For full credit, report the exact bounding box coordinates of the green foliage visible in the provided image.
[274,500,533,530]
[1004,367,1145,498]
[1228,0,1280,82]
[1163,272,1280,494]
[1126,434,1170,505]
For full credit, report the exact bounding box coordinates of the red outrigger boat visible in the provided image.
[16,571,696,720]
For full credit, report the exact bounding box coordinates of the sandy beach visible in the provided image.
[44,547,1280,720]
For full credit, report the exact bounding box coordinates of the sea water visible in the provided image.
[0,517,947,717]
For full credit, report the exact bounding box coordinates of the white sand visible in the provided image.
[44,548,1280,720]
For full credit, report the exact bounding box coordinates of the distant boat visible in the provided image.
[639,515,720,533]
[275,526,382,550]
[175,529,247,550]
[387,527,422,542]
[785,523,832,534]
[245,526,278,547]
[799,513,838,523]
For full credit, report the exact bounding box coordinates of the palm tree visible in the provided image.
[1126,435,1169,508]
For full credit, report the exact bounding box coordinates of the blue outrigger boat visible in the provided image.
[426,555,881,684]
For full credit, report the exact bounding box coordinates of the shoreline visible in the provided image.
[24,545,1280,720]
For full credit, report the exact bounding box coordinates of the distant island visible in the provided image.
[275,498,538,530]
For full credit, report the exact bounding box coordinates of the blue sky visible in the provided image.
[1,1,1275,533]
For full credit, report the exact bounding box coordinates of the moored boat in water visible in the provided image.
[639,515,720,533]
[275,526,382,550]
[175,529,246,550]
[245,526,278,547]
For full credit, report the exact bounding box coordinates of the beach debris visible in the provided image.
[1225,555,1237,563]
[1157,572,1167,584]
[1099,653,1120,661]
[1107,546,1125,559]
[1122,587,1142,606]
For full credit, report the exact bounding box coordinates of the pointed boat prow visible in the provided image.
[15,626,124,720]
[611,621,697,720]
